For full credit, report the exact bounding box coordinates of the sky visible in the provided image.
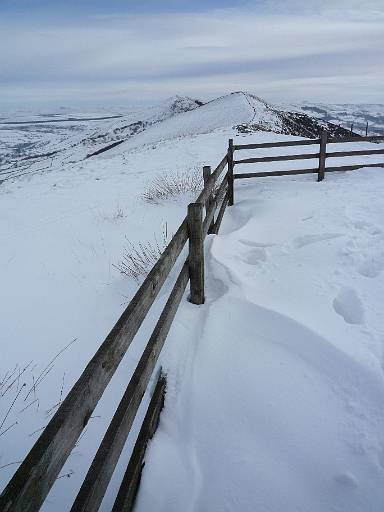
[0,0,383,107]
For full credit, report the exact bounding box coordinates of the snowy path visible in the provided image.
[135,169,384,512]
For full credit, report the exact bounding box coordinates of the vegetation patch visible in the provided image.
[142,167,202,204]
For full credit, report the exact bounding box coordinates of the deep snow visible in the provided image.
[1,94,384,510]
[135,167,384,512]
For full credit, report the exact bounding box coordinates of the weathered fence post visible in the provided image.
[187,202,205,305]
[318,129,328,182]
[112,373,166,512]
[203,165,214,234]
[227,138,234,205]
[365,122,369,136]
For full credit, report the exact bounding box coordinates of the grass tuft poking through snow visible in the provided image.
[114,224,169,282]
[142,167,202,204]
[96,203,125,223]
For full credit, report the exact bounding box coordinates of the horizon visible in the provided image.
[1,91,384,113]
[1,0,383,107]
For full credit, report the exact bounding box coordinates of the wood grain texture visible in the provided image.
[203,175,227,238]
[227,139,234,206]
[203,166,215,235]
[0,220,188,512]
[318,130,328,182]
[234,168,317,179]
[327,135,384,144]
[234,139,320,150]
[326,148,384,158]
[196,155,227,204]
[234,152,319,165]
[71,263,189,512]
[212,193,228,235]
[325,162,384,172]
[188,203,205,305]
[112,374,167,512]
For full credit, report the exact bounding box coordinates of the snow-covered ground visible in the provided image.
[136,167,384,512]
[1,93,384,510]
[0,96,203,181]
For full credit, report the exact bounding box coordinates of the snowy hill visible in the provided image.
[0,95,203,179]
[1,90,384,511]
[2,92,382,182]
[105,91,356,157]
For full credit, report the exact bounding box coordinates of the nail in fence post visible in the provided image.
[187,202,205,305]
[318,129,327,182]
[227,138,234,206]
[203,165,215,235]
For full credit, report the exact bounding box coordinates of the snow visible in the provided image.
[136,167,384,512]
[1,93,384,511]
[105,92,257,154]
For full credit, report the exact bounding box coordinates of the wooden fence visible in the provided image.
[1,130,383,512]
[0,156,229,512]
[229,132,384,195]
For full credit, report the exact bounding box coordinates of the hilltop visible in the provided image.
[2,91,380,181]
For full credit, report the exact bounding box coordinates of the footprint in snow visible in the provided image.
[243,247,267,265]
[357,253,384,278]
[334,472,358,489]
[238,239,273,265]
[352,220,382,236]
[333,288,364,325]
[239,239,275,248]
[293,233,343,249]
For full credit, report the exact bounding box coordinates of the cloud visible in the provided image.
[0,2,383,106]
[257,0,384,19]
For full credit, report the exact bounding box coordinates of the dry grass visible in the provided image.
[114,223,169,282]
[142,167,203,204]
[117,166,206,282]
[0,339,77,448]
[97,203,125,223]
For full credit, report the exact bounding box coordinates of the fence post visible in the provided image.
[318,129,327,182]
[227,138,234,205]
[366,122,369,136]
[203,165,214,234]
[187,202,205,305]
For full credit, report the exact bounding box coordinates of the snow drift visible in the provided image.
[134,168,384,512]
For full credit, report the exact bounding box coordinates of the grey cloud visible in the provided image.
[0,4,383,106]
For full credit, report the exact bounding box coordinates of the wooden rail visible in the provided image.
[111,372,166,512]
[234,152,319,165]
[233,139,321,150]
[326,148,384,158]
[231,131,384,189]
[0,156,229,512]
[327,135,384,144]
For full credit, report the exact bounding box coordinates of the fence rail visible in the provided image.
[233,139,321,150]
[231,130,384,190]
[327,135,384,144]
[234,152,320,165]
[0,156,229,512]
[1,129,384,512]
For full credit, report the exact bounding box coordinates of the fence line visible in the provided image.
[232,131,384,188]
[0,155,229,512]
